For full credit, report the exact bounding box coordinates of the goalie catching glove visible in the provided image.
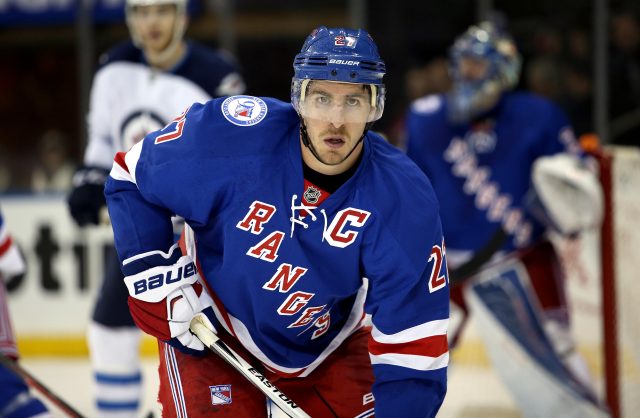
[530,154,604,236]
[124,252,217,354]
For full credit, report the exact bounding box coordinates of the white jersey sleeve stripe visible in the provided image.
[370,351,449,371]
[122,243,180,266]
[371,318,448,344]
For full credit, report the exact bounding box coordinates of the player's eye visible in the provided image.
[315,95,330,105]
[345,97,362,107]
[157,5,176,17]
[132,7,146,17]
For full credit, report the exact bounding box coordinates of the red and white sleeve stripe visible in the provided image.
[369,319,449,371]
[109,140,143,184]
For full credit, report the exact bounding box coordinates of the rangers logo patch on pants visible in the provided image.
[210,385,232,405]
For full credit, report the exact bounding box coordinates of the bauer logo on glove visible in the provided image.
[123,249,218,354]
[124,252,202,303]
[131,260,197,295]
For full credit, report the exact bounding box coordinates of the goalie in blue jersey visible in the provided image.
[405,21,605,416]
[105,26,450,417]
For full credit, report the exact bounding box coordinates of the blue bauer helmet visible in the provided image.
[291,26,386,122]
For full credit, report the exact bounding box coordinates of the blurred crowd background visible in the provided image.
[0,0,638,193]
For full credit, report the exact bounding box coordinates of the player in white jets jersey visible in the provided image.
[66,0,244,416]
[105,26,449,417]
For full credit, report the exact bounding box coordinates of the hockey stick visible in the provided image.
[189,315,311,418]
[448,227,508,286]
[0,352,86,418]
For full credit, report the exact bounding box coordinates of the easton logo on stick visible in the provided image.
[248,367,301,409]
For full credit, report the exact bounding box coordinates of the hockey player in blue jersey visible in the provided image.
[105,26,450,417]
[66,0,245,416]
[405,22,604,415]
[0,209,51,417]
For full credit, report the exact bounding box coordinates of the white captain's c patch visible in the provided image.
[209,384,233,405]
[221,95,268,126]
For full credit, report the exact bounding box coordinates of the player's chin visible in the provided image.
[146,38,172,53]
[318,151,348,166]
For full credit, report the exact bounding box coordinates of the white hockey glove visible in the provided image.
[531,154,604,235]
[124,254,217,354]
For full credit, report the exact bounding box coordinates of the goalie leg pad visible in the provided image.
[464,259,607,417]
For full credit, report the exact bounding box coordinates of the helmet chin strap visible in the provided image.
[299,118,368,168]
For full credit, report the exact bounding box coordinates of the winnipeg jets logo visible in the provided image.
[303,185,322,204]
[120,110,165,151]
[222,95,268,126]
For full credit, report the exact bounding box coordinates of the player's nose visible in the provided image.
[327,105,346,128]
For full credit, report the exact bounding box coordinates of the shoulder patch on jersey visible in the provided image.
[221,95,268,127]
[411,95,442,114]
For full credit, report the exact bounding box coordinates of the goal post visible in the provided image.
[599,146,640,418]
[563,145,640,418]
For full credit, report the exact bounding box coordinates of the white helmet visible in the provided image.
[125,0,188,62]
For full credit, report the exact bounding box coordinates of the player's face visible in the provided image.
[458,56,490,81]
[129,4,178,55]
[300,81,371,174]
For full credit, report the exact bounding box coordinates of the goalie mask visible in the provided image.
[291,26,386,125]
[125,0,188,62]
[448,21,521,123]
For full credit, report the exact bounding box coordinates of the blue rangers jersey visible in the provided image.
[106,96,450,416]
[84,40,244,169]
[406,92,581,267]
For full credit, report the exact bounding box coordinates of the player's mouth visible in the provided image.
[147,30,164,42]
[323,137,346,149]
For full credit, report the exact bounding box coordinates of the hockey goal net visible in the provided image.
[559,145,640,418]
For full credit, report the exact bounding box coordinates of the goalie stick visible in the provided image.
[0,352,86,418]
[448,227,508,286]
[189,314,311,418]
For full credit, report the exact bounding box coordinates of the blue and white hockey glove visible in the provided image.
[67,166,109,226]
[124,254,217,355]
